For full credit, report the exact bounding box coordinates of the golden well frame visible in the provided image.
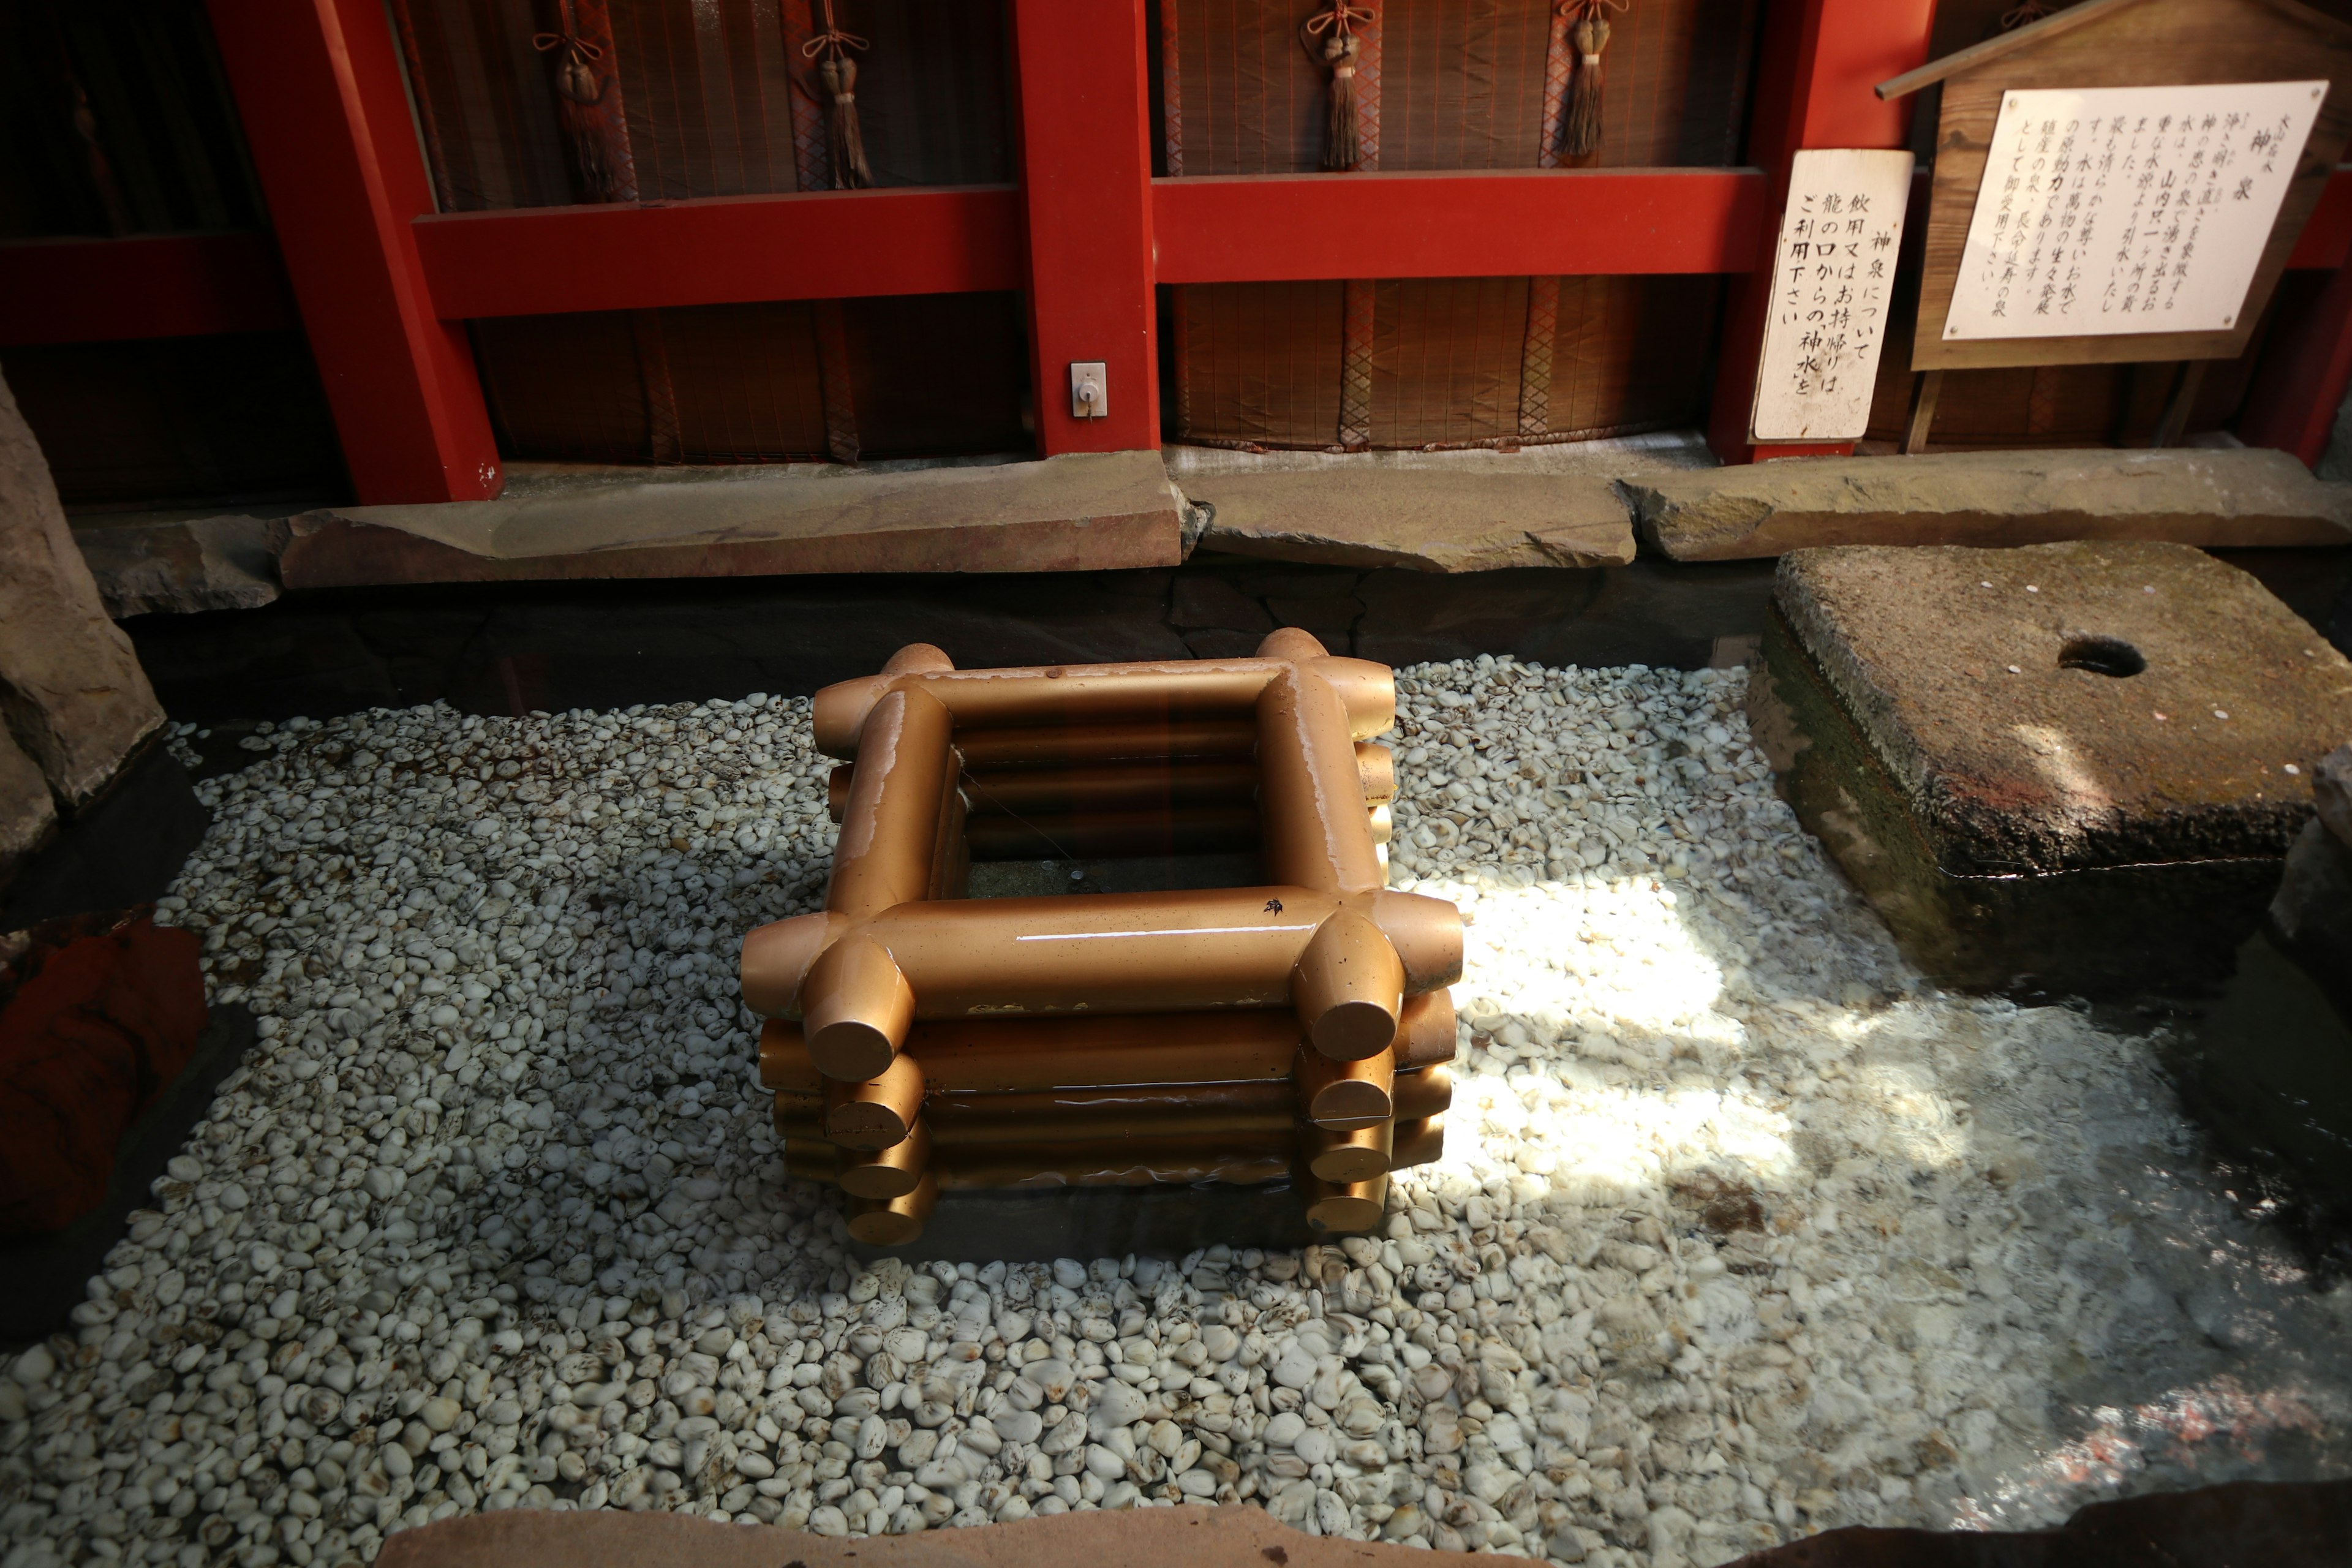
[738,629,1461,1245]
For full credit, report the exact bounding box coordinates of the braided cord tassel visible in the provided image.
[1561,10,1611,160]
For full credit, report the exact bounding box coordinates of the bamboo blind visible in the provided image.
[1156,0,1761,175]
[473,294,1030,466]
[388,0,1012,211]
[1173,274,1722,450]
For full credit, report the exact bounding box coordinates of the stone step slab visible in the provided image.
[1627,447,2352,561]
[1183,466,1635,571]
[277,451,1193,589]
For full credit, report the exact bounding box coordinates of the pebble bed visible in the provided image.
[4,656,2350,1568]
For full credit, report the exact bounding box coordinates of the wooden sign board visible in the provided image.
[1885,0,2352,371]
[1751,149,1915,443]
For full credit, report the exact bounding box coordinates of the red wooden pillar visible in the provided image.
[1008,0,1160,456]
[205,0,502,503]
[1705,0,1937,465]
[2239,261,2352,466]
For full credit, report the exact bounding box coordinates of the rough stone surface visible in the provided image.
[379,1499,1481,1568]
[278,454,1191,588]
[1629,448,2352,562]
[2272,818,2352,1018]
[2317,743,2352,850]
[1775,540,2352,876]
[1183,468,1635,571]
[73,512,288,617]
[0,369,165,807]
[0,722,55,885]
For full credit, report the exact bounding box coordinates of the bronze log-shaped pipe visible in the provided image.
[1355,742,1395,805]
[743,887,1460,1045]
[828,685,956,920]
[1304,1171,1387,1234]
[1256,663,1385,897]
[963,806,1259,862]
[838,1120,930,1199]
[821,1050,925,1150]
[1393,1114,1443,1167]
[760,989,1452,1098]
[1291,906,1406,1060]
[846,1170,937,1246]
[799,935,916,1082]
[1303,1119,1393,1183]
[779,1080,1294,1144]
[787,1137,1293,1189]
[1297,1042,1453,1129]
[962,760,1259,817]
[812,634,1395,760]
[954,718,1261,769]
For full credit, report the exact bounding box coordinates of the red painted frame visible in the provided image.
[203,0,501,503]
[12,0,2352,497]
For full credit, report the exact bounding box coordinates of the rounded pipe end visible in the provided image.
[1295,908,1406,1062]
[838,1121,931,1199]
[1311,998,1405,1061]
[847,1171,937,1245]
[812,674,894,759]
[808,1020,902,1085]
[802,937,915,1081]
[1304,1173,1388,1235]
[1366,891,1465,992]
[1307,1076,1394,1131]
[1256,627,1330,662]
[823,1052,925,1150]
[883,643,956,675]
[741,913,845,1019]
[1306,1121,1393,1183]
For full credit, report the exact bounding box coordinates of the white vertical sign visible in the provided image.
[1944,81,2326,341]
[1751,148,1915,444]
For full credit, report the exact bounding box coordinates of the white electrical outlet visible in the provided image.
[1069,361,1108,419]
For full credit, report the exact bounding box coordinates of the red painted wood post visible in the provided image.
[204,0,502,503]
[1008,0,1160,456]
[1705,0,1937,465]
[2239,259,2352,466]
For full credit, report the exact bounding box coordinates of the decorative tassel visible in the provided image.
[1561,1,1624,160]
[534,0,635,203]
[1304,2,1374,173]
[803,1,872,190]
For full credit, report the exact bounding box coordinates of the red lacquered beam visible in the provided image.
[1152,168,1770,283]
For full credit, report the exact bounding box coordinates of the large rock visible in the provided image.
[73,512,286,617]
[1628,447,2352,561]
[2272,817,2352,1018]
[0,727,54,886]
[0,371,164,807]
[0,909,206,1236]
[279,452,1192,587]
[1185,466,1635,571]
[2318,742,2352,850]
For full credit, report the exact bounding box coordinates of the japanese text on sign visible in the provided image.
[1751,148,1913,444]
[1946,80,2326,341]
